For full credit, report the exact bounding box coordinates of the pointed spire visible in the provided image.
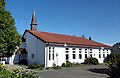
[30,11,37,30]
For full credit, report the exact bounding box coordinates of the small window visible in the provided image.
[66,48,69,50]
[90,49,92,51]
[31,54,34,58]
[66,51,69,53]
[79,51,82,53]
[99,49,101,51]
[85,54,87,58]
[73,54,76,59]
[72,48,75,50]
[73,51,75,53]
[103,49,105,51]
[49,47,51,49]
[90,52,92,53]
[79,54,82,59]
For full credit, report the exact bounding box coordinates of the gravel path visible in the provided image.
[36,64,109,78]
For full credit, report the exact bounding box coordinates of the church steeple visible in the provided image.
[30,11,37,30]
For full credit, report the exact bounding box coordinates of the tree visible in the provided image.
[89,37,92,40]
[0,0,20,57]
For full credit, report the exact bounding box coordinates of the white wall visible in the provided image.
[46,46,111,67]
[23,32,46,64]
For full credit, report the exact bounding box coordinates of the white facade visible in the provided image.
[22,32,111,67]
[22,32,46,65]
[45,46,111,67]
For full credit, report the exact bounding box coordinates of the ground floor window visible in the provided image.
[79,54,82,59]
[103,54,105,58]
[49,52,51,60]
[99,54,101,58]
[73,54,76,59]
[85,54,87,58]
[66,54,69,60]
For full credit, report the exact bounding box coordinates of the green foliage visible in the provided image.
[10,69,39,78]
[0,64,39,78]
[105,53,120,78]
[53,66,62,70]
[104,53,120,64]
[0,0,20,56]
[28,64,44,69]
[84,57,99,65]
[61,61,72,67]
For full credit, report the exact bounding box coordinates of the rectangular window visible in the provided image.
[31,54,34,58]
[90,54,92,57]
[73,54,76,59]
[85,54,87,58]
[66,54,69,60]
[49,52,51,60]
[52,52,54,60]
[79,54,82,59]
[99,54,101,58]
[103,54,105,58]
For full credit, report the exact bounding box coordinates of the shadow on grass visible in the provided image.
[87,68,109,75]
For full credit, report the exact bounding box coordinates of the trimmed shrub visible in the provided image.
[66,61,72,67]
[84,57,99,65]
[28,64,44,69]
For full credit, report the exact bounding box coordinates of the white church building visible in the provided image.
[20,12,111,67]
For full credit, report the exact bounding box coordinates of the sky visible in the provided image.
[5,0,120,46]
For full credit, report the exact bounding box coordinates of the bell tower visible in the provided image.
[30,11,37,30]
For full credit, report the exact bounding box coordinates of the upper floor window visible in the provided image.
[66,48,69,50]
[72,48,75,50]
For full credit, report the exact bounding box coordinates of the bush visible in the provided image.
[104,53,120,64]
[65,61,72,67]
[104,53,120,78]
[28,64,44,69]
[84,57,99,65]
[19,59,28,65]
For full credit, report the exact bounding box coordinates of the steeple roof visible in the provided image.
[30,11,37,30]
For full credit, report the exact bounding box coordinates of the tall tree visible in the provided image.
[0,0,20,56]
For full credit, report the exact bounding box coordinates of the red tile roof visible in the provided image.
[24,30,111,48]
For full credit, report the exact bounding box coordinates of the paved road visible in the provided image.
[36,65,109,78]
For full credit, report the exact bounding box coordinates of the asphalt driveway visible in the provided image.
[36,64,109,78]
